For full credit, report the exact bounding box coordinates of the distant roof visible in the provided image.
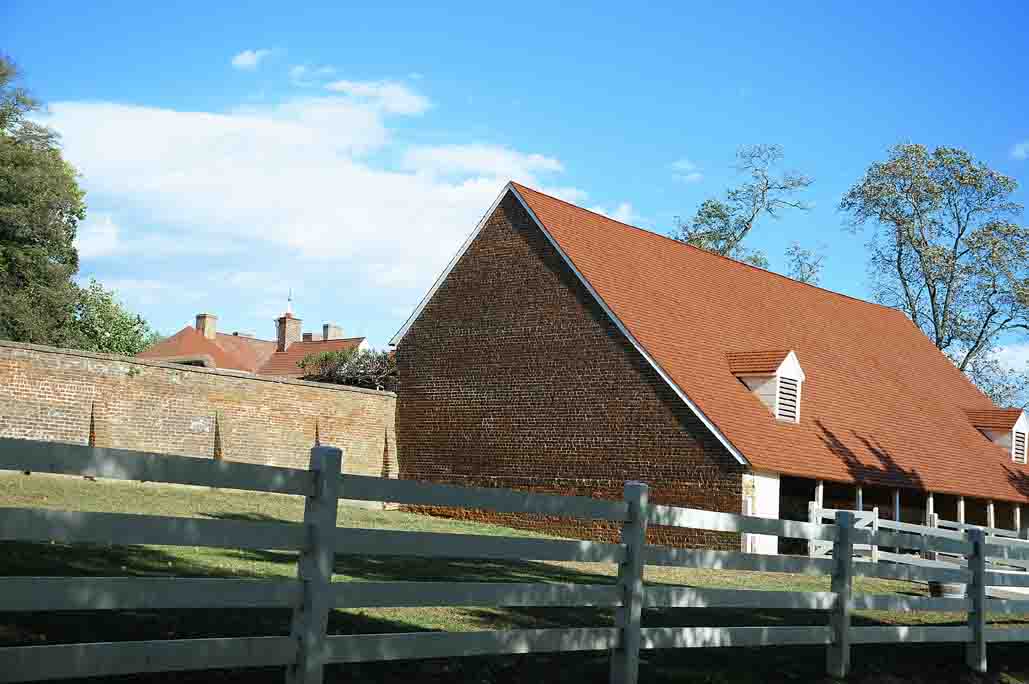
[139,326,363,378]
[256,338,365,378]
[473,182,1026,502]
[727,350,792,376]
[138,327,273,373]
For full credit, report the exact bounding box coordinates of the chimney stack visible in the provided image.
[276,313,302,352]
[323,323,344,340]
[302,332,313,342]
[195,313,217,340]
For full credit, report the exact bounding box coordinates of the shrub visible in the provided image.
[297,347,397,391]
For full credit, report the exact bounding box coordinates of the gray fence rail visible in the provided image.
[0,438,1024,682]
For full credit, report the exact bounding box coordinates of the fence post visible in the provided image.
[965,527,987,674]
[871,506,879,564]
[827,511,854,679]
[610,481,649,684]
[286,445,343,684]
[808,501,818,557]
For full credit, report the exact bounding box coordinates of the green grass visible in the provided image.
[4,472,1029,682]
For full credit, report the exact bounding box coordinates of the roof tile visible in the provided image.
[512,182,1027,502]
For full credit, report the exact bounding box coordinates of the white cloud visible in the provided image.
[289,64,336,86]
[75,213,121,259]
[231,49,273,70]
[1012,141,1029,161]
[44,82,633,345]
[996,344,1029,371]
[43,96,532,303]
[324,79,430,115]
[672,158,704,184]
[402,144,563,184]
[589,202,640,225]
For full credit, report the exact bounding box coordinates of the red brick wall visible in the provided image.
[396,193,745,548]
[0,341,396,480]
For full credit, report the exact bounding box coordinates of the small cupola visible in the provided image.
[727,350,806,424]
[965,409,1028,464]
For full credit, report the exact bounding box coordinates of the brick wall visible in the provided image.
[0,341,396,482]
[396,193,746,548]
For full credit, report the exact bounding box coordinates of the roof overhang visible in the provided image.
[390,183,751,467]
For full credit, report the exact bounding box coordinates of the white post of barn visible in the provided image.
[958,497,966,524]
[1017,504,1025,538]
[815,480,824,508]
[286,445,343,684]
[893,489,901,523]
[987,500,996,530]
[926,491,935,523]
[855,486,863,512]
[610,482,649,684]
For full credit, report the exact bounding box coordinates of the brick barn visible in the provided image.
[391,182,1029,551]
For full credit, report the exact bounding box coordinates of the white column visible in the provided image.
[855,486,863,512]
[893,489,901,523]
[958,497,966,524]
[987,500,996,529]
[815,480,824,508]
[926,491,935,523]
[1016,504,1023,535]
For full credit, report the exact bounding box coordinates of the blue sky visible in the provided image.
[3,1,1028,355]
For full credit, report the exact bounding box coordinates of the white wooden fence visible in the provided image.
[1,439,1029,682]
[810,504,1029,578]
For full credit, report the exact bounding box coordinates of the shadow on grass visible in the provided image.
[5,518,1029,683]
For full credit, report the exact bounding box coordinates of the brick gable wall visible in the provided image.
[396,194,745,548]
[0,341,396,486]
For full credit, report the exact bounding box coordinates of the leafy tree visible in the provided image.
[674,144,813,268]
[73,279,161,355]
[841,143,1029,404]
[785,241,826,285]
[0,55,86,345]
[963,349,1028,410]
[298,347,397,391]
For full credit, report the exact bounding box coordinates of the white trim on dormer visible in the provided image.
[776,351,806,383]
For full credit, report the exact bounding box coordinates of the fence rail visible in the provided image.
[0,437,1028,681]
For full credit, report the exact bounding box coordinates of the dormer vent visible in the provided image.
[728,349,806,425]
[965,408,1029,464]
[777,376,800,422]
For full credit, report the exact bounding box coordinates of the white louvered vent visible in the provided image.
[1015,431,1028,465]
[776,376,800,423]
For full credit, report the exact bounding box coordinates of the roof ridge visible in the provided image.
[510,181,901,314]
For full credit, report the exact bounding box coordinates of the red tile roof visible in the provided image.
[511,182,1029,502]
[255,338,365,378]
[965,409,1025,431]
[137,327,264,372]
[139,326,363,378]
[727,350,792,376]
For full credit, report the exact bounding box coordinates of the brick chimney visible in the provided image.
[195,313,217,340]
[276,313,302,352]
[323,323,344,340]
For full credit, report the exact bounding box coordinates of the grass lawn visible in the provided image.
[4,472,1029,683]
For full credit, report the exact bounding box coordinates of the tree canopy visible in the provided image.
[841,143,1029,405]
[0,55,159,355]
[674,144,814,269]
[0,55,85,345]
[298,347,397,392]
